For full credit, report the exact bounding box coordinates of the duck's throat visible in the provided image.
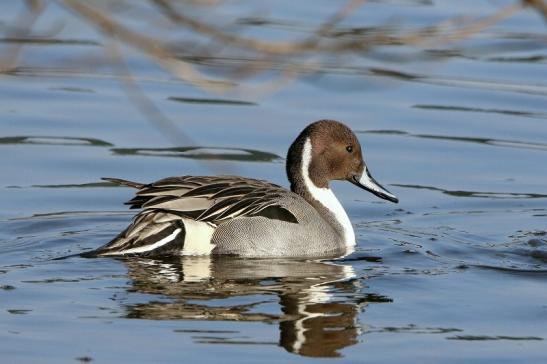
[296,138,356,247]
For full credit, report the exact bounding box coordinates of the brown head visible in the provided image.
[286,119,398,203]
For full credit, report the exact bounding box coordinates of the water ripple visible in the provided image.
[0,136,112,147]
[392,183,547,199]
[361,129,547,152]
[112,146,281,162]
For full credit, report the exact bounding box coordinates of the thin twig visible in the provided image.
[62,0,231,92]
[106,41,233,174]
[523,0,547,23]
[0,0,45,73]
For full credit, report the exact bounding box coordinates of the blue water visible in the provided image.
[1,1,546,363]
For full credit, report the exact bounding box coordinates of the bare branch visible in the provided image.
[5,0,544,155]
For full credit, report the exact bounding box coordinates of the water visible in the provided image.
[1,1,546,362]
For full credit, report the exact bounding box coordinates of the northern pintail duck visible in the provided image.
[88,120,398,258]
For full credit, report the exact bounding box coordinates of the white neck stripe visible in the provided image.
[301,138,355,247]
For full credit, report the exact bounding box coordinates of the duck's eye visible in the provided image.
[346,145,353,153]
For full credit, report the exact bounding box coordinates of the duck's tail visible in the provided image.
[78,211,215,258]
[102,177,145,189]
[52,212,187,259]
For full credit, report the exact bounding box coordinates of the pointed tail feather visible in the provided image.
[102,177,146,189]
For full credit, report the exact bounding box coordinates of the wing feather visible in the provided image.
[114,175,296,225]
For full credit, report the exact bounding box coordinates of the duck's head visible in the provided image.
[287,119,398,203]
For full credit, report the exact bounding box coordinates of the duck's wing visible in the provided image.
[103,176,298,225]
[87,176,298,257]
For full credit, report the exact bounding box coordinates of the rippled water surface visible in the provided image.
[1,1,546,363]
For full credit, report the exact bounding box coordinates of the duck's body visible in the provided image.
[97,175,350,258]
[88,120,398,258]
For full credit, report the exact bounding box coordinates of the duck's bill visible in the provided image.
[350,170,398,203]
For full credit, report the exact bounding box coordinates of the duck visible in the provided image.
[86,119,398,258]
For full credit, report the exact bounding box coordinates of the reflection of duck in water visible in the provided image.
[119,256,391,357]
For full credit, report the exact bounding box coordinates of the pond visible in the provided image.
[1,1,546,363]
